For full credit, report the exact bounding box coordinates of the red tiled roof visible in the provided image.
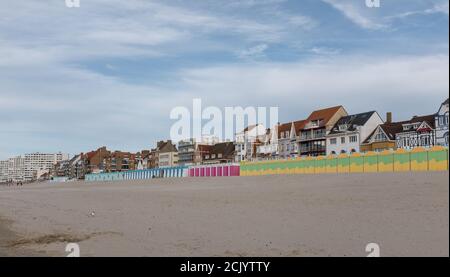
[277,122,292,137]
[293,120,307,135]
[306,106,345,125]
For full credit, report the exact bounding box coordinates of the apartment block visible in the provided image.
[23,152,70,181]
[297,106,348,157]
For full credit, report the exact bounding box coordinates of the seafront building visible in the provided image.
[155,140,179,168]
[235,124,266,162]
[278,120,306,159]
[297,106,348,157]
[255,126,279,160]
[435,98,449,146]
[0,153,69,182]
[177,136,219,166]
[361,113,437,152]
[0,160,9,183]
[326,111,383,155]
[202,142,236,164]
[394,115,436,150]
[23,152,70,181]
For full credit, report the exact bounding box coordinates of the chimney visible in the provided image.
[386,112,392,124]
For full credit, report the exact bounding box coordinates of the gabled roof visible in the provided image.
[305,106,346,127]
[363,114,436,144]
[157,140,178,153]
[293,120,307,135]
[400,114,436,130]
[277,122,292,137]
[209,142,235,157]
[277,120,306,137]
[329,111,377,135]
[443,98,449,105]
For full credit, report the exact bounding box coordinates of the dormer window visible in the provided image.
[339,124,347,131]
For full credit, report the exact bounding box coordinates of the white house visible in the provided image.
[326,111,383,155]
[235,124,266,162]
[435,98,449,147]
[395,115,436,150]
[256,125,279,160]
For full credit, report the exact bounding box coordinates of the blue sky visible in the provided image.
[0,0,448,159]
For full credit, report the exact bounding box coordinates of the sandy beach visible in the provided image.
[0,172,448,257]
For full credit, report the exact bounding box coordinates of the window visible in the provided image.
[330,138,337,145]
[349,136,357,143]
[374,131,387,142]
[341,137,346,144]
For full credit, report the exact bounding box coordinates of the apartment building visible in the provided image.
[326,111,383,155]
[178,136,219,166]
[7,156,25,182]
[297,106,348,157]
[105,151,136,172]
[84,147,111,174]
[23,152,70,181]
[202,142,235,164]
[156,140,179,168]
[0,160,9,183]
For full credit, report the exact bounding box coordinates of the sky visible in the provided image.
[0,0,448,159]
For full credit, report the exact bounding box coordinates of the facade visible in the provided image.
[0,160,9,183]
[297,106,348,157]
[105,151,136,172]
[84,147,111,174]
[326,111,383,155]
[69,154,86,179]
[23,152,69,181]
[177,136,219,166]
[278,120,306,159]
[202,142,235,164]
[156,140,179,168]
[435,98,449,146]
[256,126,279,160]
[361,123,399,152]
[395,115,436,150]
[361,113,437,152]
[5,156,25,182]
[235,124,266,162]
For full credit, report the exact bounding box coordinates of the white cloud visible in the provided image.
[237,44,269,59]
[310,47,341,55]
[322,0,387,30]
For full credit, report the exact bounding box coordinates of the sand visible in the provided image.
[0,172,448,257]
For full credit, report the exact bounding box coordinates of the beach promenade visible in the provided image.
[0,172,448,257]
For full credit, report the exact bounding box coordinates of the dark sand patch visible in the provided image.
[6,231,123,248]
